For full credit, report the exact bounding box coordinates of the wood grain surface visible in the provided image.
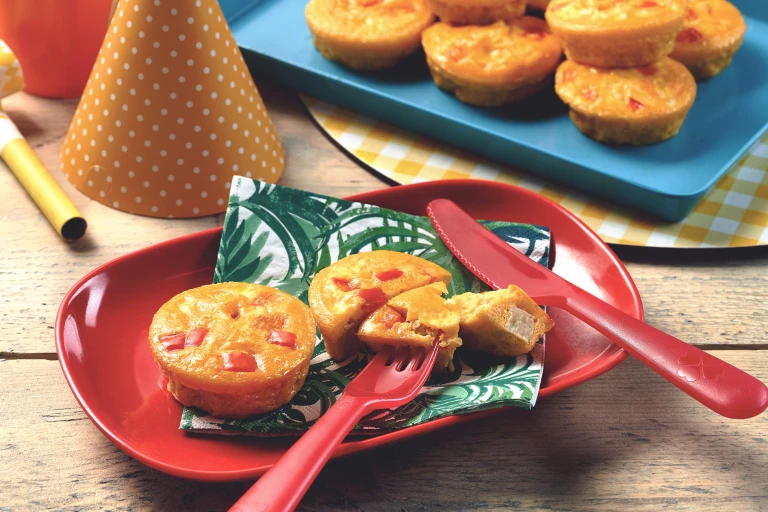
[2,353,766,511]
[1,79,766,511]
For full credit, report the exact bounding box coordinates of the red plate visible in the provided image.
[56,180,641,482]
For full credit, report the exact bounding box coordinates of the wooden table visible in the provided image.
[2,79,767,511]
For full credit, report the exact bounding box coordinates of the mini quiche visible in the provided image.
[447,285,554,357]
[305,0,435,70]
[422,18,562,106]
[149,283,316,419]
[308,250,452,361]
[670,0,746,79]
[554,57,697,145]
[424,0,526,25]
[358,282,463,371]
[546,0,687,67]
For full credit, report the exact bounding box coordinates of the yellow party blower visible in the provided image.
[1,120,87,241]
[0,43,86,241]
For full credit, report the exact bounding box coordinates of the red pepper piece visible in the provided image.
[445,46,466,62]
[222,352,258,372]
[185,327,208,347]
[637,64,657,76]
[376,269,404,281]
[639,1,658,7]
[332,277,358,292]
[160,333,186,351]
[676,27,704,44]
[382,308,405,329]
[583,88,598,101]
[268,330,297,349]
[359,0,382,6]
[628,97,644,112]
[251,293,274,307]
[686,7,697,19]
[358,287,389,312]
[561,69,576,83]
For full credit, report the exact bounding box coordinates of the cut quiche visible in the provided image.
[448,285,554,357]
[308,250,452,361]
[358,282,463,371]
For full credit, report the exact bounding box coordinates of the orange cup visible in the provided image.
[0,0,112,98]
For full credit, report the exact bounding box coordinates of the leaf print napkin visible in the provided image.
[180,178,551,435]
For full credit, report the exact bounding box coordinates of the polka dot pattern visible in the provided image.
[61,0,285,218]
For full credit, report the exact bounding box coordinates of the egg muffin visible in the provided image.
[308,251,452,361]
[447,285,553,357]
[546,0,687,67]
[526,0,551,11]
[422,18,563,106]
[358,282,463,371]
[305,0,435,70]
[554,57,697,145]
[149,283,316,419]
[670,0,746,79]
[425,0,526,25]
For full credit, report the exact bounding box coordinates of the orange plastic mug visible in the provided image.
[0,0,113,98]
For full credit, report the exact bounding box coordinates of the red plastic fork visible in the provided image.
[229,342,440,512]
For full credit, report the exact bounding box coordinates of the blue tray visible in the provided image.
[222,0,768,222]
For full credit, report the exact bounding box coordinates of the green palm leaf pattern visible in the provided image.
[181,179,550,435]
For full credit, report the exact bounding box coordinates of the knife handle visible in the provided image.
[559,287,768,419]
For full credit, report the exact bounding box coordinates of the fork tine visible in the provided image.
[421,340,440,373]
[394,347,412,371]
[371,346,395,365]
[407,348,426,371]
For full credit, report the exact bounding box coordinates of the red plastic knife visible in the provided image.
[427,198,768,419]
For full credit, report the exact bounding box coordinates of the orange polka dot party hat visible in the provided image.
[60,0,285,218]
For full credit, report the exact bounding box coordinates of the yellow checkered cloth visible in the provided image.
[302,95,768,248]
